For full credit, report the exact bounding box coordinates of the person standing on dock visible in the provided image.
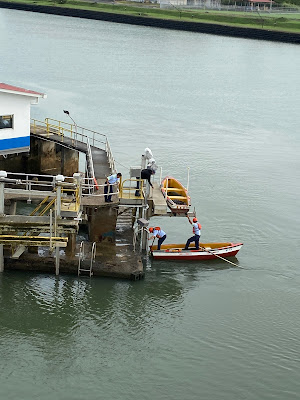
[104,172,122,202]
[149,227,167,251]
[184,216,201,250]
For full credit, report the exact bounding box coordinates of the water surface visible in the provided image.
[0,8,300,400]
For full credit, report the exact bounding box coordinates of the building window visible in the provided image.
[0,115,13,129]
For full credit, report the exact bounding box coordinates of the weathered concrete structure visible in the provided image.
[0,84,194,280]
[0,118,145,279]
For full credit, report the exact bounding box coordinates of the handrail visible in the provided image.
[91,242,96,275]
[81,181,119,198]
[31,118,106,150]
[61,186,81,211]
[105,139,116,173]
[119,178,144,199]
[44,118,107,147]
[2,171,120,198]
[46,118,107,139]
[86,139,96,194]
[86,140,95,180]
[78,241,85,276]
[31,118,117,180]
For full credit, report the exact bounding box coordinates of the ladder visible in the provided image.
[78,241,96,277]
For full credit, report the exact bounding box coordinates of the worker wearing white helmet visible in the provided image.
[184,216,202,250]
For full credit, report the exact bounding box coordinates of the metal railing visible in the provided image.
[119,178,144,200]
[86,139,96,194]
[160,2,299,12]
[1,171,123,201]
[31,117,116,175]
[105,139,116,173]
[44,118,107,148]
[81,180,120,199]
[3,171,57,192]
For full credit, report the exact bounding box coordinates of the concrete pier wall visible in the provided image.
[0,131,144,279]
[0,136,79,176]
[88,205,118,243]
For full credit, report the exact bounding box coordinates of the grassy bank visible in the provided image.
[2,0,300,33]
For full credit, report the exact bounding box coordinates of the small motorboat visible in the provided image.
[161,176,191,214]
[150,242,243,261]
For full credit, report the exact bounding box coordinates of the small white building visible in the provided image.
[0,83,46,156]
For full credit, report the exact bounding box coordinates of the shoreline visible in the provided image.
[0,1,299,44]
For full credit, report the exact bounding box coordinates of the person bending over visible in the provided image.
[149,226,167,251]
[135,169,154,196]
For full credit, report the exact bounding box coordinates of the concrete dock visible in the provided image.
[0,118,173,279]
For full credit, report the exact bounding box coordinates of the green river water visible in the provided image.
[0,8,300,400]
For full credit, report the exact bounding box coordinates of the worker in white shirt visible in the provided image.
[149,226,167,250]
[184,216,201,250]
[104,172,122,202]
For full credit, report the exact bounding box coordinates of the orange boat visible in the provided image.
[161,176,191,214]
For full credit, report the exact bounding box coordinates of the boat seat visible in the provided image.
[166,192,185,197]
[168,196,187,200]
[165,188,183,192]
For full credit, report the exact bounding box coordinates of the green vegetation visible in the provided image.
[3,0,300,33]
[274,0,300,7]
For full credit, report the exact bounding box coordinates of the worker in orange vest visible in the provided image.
[184,216,201,250]
[149,226,167,250]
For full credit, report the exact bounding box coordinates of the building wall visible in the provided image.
[0,135,79,176]
[0,92,32,155]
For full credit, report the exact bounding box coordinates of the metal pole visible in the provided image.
[0,181,5,215]
[56,184,62,218]
[55,246,60,275]
[0,245,4,272]
[141,227,148,251]
[187,167,190,192]
[55,174,64,218]
[141,154,146,169]
[73,173,82,210]
[50,208,53,250]
[27,181,32,204]
[166,177,168,197]
[159,167,162,186]
[63,110,78,145]
[54,199,57,238]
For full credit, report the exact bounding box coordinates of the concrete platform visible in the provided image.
[3,240,144,280]
[148,182,168,216]
[0,215,78,235]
